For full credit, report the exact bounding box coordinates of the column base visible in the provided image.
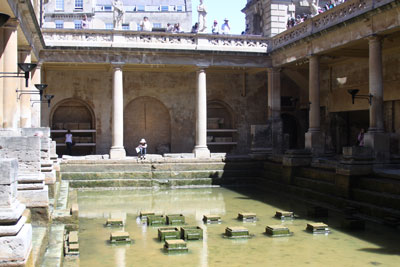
[109,147,126,159]
[193,146,210,159]
[305,131,325,155]
[0,223,32,265]
[364,132,390,162]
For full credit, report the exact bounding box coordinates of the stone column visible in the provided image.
[2,19,19,129]
[19,50,32,128]
[193,68,210,158]
[364,36,389,161]
[0,28,4,126]
[109,63,126,159]
[305,55,325,154]
[31,63,42,128]
[267,68,283,153]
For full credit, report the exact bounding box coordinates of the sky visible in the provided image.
[191,0,247,34]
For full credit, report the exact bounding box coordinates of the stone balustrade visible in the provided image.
[271,0,395,50]
[42,29,269,53]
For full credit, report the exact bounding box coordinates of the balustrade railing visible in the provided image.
[42,29,269,53]
[271,0,394,50]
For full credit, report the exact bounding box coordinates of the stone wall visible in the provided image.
[41,68,268,155]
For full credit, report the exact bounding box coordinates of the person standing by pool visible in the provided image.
[65,130,73,155]
[357,128,365,146]
[137,138,147,160]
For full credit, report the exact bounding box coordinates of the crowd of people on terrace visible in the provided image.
[287,0,347,29]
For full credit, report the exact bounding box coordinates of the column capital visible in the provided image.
[367,35,382,43]
[111,62,125,70]
[3,18,19,29]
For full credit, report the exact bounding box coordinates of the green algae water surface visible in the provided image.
[77,188,400,267]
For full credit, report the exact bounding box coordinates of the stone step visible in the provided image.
[40,161,53,167]
[41,224,64,267]
[352,189,400,211]
[17,181,45,190]
[18,173,45,183]
[55,181,69,210]
[293,176,336,196]
[356,177,400,195]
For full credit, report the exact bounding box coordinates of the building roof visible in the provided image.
[96,0,187,6]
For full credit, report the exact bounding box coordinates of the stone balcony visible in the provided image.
[42,29,270,54]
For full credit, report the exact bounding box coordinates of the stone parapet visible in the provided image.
[336,146,374,176]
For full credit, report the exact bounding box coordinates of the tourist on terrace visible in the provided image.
[140,16,152,32]
[166,23,174,32]
[137,138,147,160]
[357,128,365,146]
[191,23,199,33]
[82,14,89,29]
[65,130,73,155]
[172,23,181,33]
[221,18,230,34]
[212,20,220,34]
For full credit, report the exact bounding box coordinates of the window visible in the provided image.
[122,24,129,30]
[153,23,161,28]
[55,0,64,10]
[55,20,64,29]
[75,0,83,9]
[176,5,183,12]
[161,5,169,12]
[105,23,113,29]
[74,20,82,29]
[136,5,145,11]
[104,5,112,11]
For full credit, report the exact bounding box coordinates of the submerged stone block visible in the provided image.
[110,231,131,244]
[306,223,330,234]
[164,239,188,253]
[166,214,185,225]
[105,218,124,227]
[275,210,294,220]
[181,226,203,240]
[265,225,292,237]
[203,215,221,224]
[158,227,180,241]
[147,215,166,226]
[225,226,250,238]
[238,212,256,221]
[139,211,155,219]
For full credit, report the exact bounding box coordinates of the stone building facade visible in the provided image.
[43,0,193,32]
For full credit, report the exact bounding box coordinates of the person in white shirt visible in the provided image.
[140,17,152,32]
[221,18,231,34]
[65,130,73,155]
[137,138,148,160]
[211,20,219,34]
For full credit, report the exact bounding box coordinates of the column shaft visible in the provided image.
[193,69,210,158]
[31,64,41,127]
[267,68,283,153]
[109,64,126,159]
[368,36,384,132]
[19,51,32,128]
[2,21,19,129]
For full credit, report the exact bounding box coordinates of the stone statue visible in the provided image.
[113,0,125,29]
[197,0,207,32]
[308,0,319,17]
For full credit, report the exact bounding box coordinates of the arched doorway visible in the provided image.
[207,100,236,153]
[124,96,171,155]
[50,99,96,156]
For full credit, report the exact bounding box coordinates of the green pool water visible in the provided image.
[77,187,400,267]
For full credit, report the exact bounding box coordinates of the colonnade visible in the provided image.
[109,65,210,159]
[268,35,388,160]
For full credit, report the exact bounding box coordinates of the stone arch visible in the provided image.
[207,100,235,129]
[50,98,96,155]
[124,96,171,155]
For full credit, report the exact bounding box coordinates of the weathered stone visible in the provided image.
[17,181,44,190]
[17,186,49,208]
[265,225,291,237]
[110,231,131,244]
[282,150,312,167]
[147,215,166,226]
[163,239,188,253]
[105,218,123,227]
[238,212,256,221]
[203,214,221,223]
[0,159,18,185]
[181,226,203,240]
[139,211,155,219]
[0,216,26,237]
[70,203,79,219]
[275,211,294,220]
[225,226,250,238]
[68,231,78,244]
[0,182,17,208]
[0,202,25,223]
[0,224,32,264]
[306,223,330,234]
[166,214,185,225]
[157,227,180,241]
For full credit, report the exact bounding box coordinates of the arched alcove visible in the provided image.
[50,98,96,156]
[124,96,171,155]
[207,100,236,153]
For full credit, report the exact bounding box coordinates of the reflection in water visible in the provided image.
[78,188,400,267]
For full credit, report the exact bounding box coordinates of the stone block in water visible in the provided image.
[164,239,188,253]
[341,217,365,230]
[68,231,78,244]
[265,225,292,237]
[238,212,256,221]
[140,211,155,219]
[306,223,330,234]
[275,211,294,220]
[307,206,329,218]
[203,215,221,224]
[110,231,131,244]
[166,214,185,225]
[147,215,166,226]
[225,226,250,238]
[158,227,180,241]
[105,218,124,227]
[181,226,203,240]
